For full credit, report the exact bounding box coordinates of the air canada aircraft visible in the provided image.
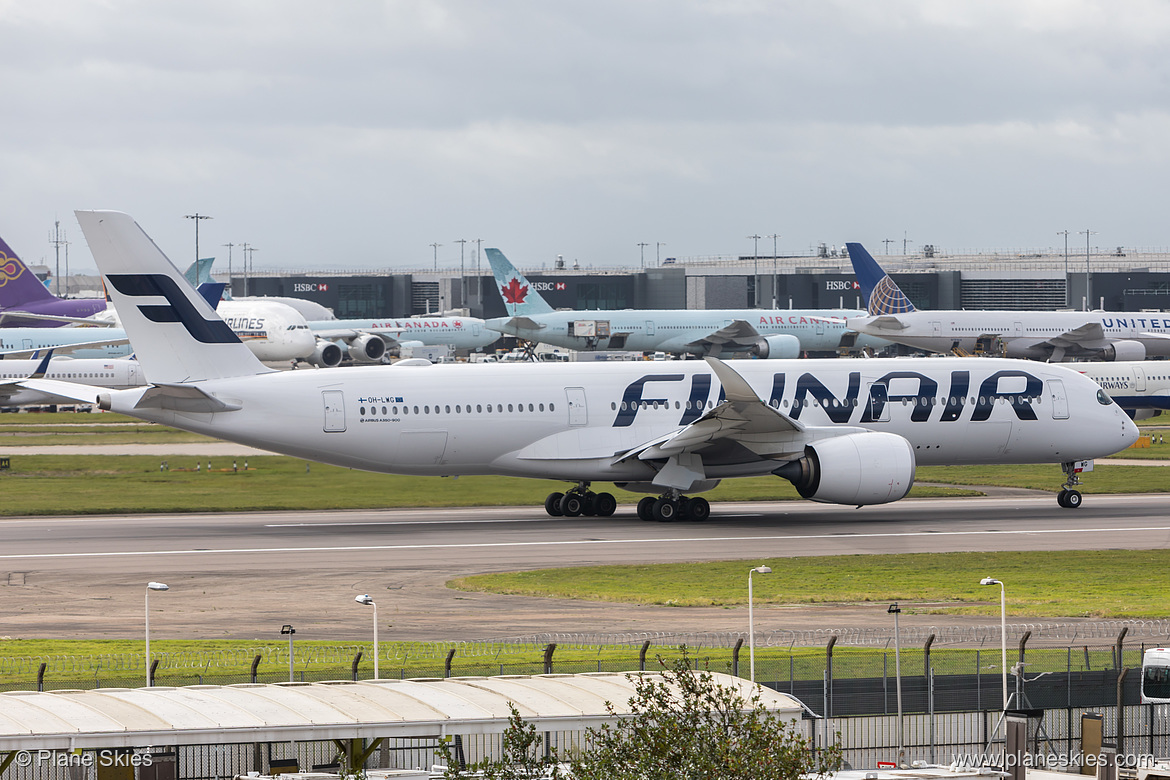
[845,243,1170,361]
[24,211,1138,518]
[484,248,890,358]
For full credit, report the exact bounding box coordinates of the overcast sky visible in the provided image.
[2,0,1169,275]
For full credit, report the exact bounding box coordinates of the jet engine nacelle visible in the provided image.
[346,333,387,363]
[773,431,915,505]
[753,334,801,359]
[1101,340,1146,361]
[306,340,343,368]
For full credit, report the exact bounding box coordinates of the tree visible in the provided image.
[571,652,842,780]
[437,651,841,780]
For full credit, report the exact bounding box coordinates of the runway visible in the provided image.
[2,493,1168,642]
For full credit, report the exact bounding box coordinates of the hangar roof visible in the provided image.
[0,672,804,750]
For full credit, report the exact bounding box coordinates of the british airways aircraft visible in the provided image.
[484,249,890,358]
[845,243,1170,361]
[0,233,107,326]
[1074,361,1170,417]
[25,211,1138,518]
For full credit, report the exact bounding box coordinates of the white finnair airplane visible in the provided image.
[484,249,890,358]
[0,352,144,406]
[845,243,1170,362]
[25,211,1137,517]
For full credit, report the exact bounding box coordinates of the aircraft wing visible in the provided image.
[856,315,909,331]
[0,337,131,358]
[683,319,761,350]
[14,378,106,405]
[1048,321,1107,347]
[616,357,809,464]
[486,316,547,333]
[0,311,117,326]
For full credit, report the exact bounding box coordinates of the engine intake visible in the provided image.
[774,431,915,505]
[307,340,343,368]
[753,334,801,359]
[347,333,387,363]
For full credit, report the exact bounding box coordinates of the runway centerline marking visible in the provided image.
[3,525,1170,560]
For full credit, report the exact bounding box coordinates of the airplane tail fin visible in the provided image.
[75,210,270,384]
[0,234,57,307]
[845,242,917,316]
[485,248,555,316]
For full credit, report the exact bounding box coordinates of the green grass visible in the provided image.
[449,549,1170,618]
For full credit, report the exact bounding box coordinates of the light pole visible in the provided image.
[1079,230,1097,310]
[637,242,649,269]
[656,241,666,267]
[767,233,781,308]
[889,603,904,753]
[281,624,296,682]
[355,594,378,678]
[1057,230,1070,307]
[747,565,771,683]
[981,577,1008,710]
[430,242,442,273]
[747,235,761,307]
[222,243,235,297]
[185,213,212,268]
[145,582,169,687]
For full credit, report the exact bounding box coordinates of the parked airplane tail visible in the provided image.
[74,210,271,384]
[485,248,555,316]
[0,234,56,307]
[845,242,917,316]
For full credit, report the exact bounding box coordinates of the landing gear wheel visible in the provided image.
[637,496,656,521]
[652,498,678,522]
[676,497,692,521]
[1056,489,1068,507]
[581,491,597,516]
[545,492,564,517]
[559,493,583,517]
[594,492,617,517]
[1063,489,1082,509]
[688,496,711,521]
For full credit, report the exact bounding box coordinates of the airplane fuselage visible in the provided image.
[849,311,1170,360]
[1,357,144,405]
[308,317,500,351]
[489,309,888,355]
[1074,360,1170,411]
[99,358,1134,485]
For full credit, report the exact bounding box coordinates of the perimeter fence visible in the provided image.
[2,620,1167,710]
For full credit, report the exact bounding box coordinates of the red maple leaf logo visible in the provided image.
[501,277,528,304]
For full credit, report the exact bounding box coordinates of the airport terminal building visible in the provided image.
[231,247,1170,320]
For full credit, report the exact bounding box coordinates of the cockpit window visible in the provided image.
[1097,388,1112,405]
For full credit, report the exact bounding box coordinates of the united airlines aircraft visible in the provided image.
[484,249,890,358]
[0,353,143,406]
[25,211,1138,519]
[845,243,1170,361]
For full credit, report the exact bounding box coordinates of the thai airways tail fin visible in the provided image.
[485,248,555,316]
[845,242,917,316]
[0,234,56,307]
[74,210,271,384]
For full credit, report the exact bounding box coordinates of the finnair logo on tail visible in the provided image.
[107,274,241,344]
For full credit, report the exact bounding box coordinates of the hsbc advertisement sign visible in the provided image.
[825,279,860,291]
[530,281,567,291]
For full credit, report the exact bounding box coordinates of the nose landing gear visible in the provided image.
[543,483,617,518]
[1057,461,1084,509]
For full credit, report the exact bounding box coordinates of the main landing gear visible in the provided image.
[1057,461,1084,509]
[543,483,617,518]
[636,490,711,522]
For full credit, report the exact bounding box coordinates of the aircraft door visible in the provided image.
[1048,379,1069,420]
[1134,366,1147,392]
[322,390,346,432]
[931,321,941,338]
[22,338,32,350]
[645,320,655,336]
[816,318,826,336]
[565,387,588,426]
[865,382,890,422]
[1013,321,1023,337]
